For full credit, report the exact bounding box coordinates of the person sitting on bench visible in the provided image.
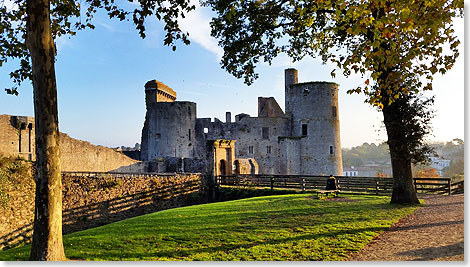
[326,175,337,190]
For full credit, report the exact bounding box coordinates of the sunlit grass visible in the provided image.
[0,193,418,261]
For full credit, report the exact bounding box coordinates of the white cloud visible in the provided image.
[178,0,223,60]
[95,21,117,33]
[2,0,16,10]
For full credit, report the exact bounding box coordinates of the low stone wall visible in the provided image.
[0,172,205,251]
[0,163,35,251]
[59,133,145,172]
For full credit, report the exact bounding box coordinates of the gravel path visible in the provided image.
[349,194,464,261]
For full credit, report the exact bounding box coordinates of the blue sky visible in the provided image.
[0,3,465,149]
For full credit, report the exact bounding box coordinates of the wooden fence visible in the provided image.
[62,172,463,196]
[217,174,463,196]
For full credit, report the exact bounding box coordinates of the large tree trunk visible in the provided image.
[26,0,66,261]
[382,101,420,205]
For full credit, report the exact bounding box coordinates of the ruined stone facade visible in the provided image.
[141,68,343,176]
[0,115,35,160]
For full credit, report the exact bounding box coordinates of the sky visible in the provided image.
[0,2,465,149]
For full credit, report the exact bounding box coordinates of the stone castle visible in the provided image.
[0,68,343,176]
[140,68,343,176]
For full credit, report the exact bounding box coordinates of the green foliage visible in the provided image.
[443,159,464,178]
[0,193,418,261]
[205,0,463,107]
[205,1,462,203]
[217,187,299,201]
[342,142,391,167]
[388,93,436,164]
[0,0,195,95]
[99,175,123,189]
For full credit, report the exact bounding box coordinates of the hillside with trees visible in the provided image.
[342,143,391,168]
[342,139,464,179]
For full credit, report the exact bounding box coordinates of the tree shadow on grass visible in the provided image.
[420,201,464,208]
[67,199,416,260]
[81,224,391,260]
[396,241,464,261]
[387,219,463,232]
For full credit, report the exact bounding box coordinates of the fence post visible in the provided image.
[448,179,452,195]
[414,178,417,193]
[375,180,379,195]
[270,177,274,190]
[302,178,305,193]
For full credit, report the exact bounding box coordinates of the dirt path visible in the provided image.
[349,194,464,261]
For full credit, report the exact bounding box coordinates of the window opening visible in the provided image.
[302,124,308,136]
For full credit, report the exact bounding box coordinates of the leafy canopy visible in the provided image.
[205,0,463,108]
[0,0,195,95]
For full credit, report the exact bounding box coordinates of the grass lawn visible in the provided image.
[0,193,418,261]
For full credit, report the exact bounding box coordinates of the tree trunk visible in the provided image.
[26,0,66,261]
[382,101,420,205]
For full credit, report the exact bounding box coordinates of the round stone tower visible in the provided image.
[141,80,197,161]
[284,68,343,176]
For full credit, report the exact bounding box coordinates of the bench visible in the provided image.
[316,189,339,198]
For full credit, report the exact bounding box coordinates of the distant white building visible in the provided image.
[343,166,359,177]
[429,156,451,177]
[343,165,393,177]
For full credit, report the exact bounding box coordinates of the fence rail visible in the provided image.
[217,175,463,196]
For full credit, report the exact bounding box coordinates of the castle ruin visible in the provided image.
[140,68,343,176]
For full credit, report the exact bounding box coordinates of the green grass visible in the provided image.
[0,193,418,261]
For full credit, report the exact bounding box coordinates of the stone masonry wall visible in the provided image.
[0,173,204,250]
[59,133,144,172]
[1,114,143,172]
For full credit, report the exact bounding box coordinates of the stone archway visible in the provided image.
[219,159,227,176]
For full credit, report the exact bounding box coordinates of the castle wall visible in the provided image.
[287,81,343,175]
[231,117,289,174]
[258,97,286,118]
[1,172,203,250]
[0,114,143,172]
[141,101,198,161]
[196,116,289,175]
[145,80,177,103]
[234,158,258,175]
[279,137,302,174]
[59,133,145,172]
